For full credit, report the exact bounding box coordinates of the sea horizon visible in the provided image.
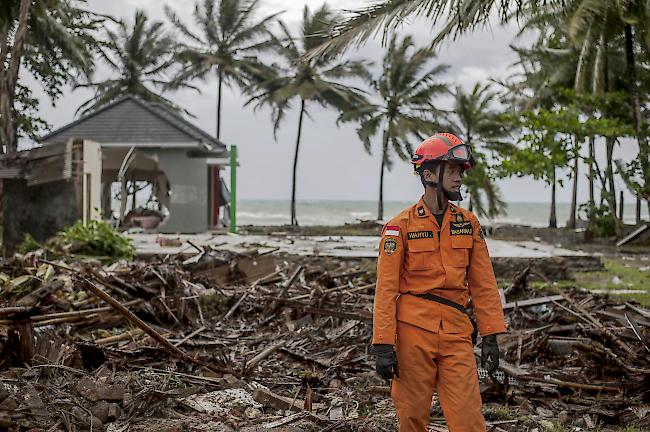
[237,199,649,227]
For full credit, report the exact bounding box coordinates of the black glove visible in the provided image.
[481,334,499,375]
[373,344,399,380]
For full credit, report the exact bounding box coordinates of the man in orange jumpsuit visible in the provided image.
[372,133,506,432]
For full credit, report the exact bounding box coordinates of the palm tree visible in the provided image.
[248,5,370,226]
[566,0,650,212]
[165,0,279,139]
[76,10,179,115]
[0,0,99,152]
[514,10,640,234]
[497,31,578,229]
[339,35,448,221]
[447,82,508,218]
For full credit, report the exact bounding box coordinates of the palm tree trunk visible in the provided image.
[605,137,622,236]
[216,69,223,140]
[567,136,579,229]
[588,136,595,208]
[0,0,31,154]
[131,180,137,211]
[119,177,128,226]
[378,130,389,221]
[624,24,649,207]
[619,191,624,221]
[290,99,306,226]
[549,166,557,228]
[585,136,596,241]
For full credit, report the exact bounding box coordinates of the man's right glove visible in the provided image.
[373,344,399,380]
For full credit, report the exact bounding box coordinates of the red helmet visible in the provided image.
[411,133,474,171]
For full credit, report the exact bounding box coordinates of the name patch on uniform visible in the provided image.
[383,238,398,255]
[407,231,434,240]
[450,221,473,236]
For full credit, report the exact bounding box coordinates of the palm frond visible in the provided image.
[306,0,566,59]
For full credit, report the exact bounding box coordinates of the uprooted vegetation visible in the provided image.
[19,220,135,260]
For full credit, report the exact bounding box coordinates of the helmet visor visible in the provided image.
[449,144,470,161]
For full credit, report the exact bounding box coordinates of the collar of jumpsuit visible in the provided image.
[372,195,506,346]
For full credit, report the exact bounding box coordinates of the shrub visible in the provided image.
[18,234,41,254]
[61,220,135,259]
[579,203,616,238]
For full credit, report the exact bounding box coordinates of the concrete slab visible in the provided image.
[128,232,586,258]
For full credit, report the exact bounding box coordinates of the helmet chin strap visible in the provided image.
[424,165,464,204]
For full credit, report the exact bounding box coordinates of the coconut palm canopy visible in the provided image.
[338,34,449,220]
[447,82,508,218]
[165,0,279,139]
[248,4,370,225]
[76,9,181,116]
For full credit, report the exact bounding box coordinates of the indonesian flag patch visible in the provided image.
[385,225,400,236]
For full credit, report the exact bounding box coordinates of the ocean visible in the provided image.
[237,199,650,227]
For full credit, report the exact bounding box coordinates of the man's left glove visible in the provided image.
[373,344,399,381]
[481,334,499,375]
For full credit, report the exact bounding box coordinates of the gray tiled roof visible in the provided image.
[39,95,226,152]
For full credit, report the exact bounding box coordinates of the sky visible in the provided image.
[25,0,645,207]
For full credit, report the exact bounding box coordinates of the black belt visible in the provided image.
[407,292,478,345]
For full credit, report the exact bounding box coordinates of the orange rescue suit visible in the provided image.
[372,198,506,432]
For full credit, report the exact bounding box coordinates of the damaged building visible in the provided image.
[38,95,232,234]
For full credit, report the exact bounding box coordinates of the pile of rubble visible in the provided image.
[0,246,648,431]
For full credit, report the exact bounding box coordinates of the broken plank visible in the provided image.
[261,266,305,323]
[244,341,284,374]
[173,326,206,347]
[261,412,309,429]
[616,223,650,247]
[289,283,373,301]
[326,320,359,341]
[252,388,329,426]
[268,297,372,322]
[129,366,224,387]
[519,375,621,392]
[0,306,34,316]
[95,329,144,346]
[252,388,311,412]
[503,295,564,310]
[625,302,650,319]
[236,254,278,284]
[31,300,143,322]
[596,309,650,327]
[279,347,331,368]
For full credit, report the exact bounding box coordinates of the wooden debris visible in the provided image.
[81,278,194,362]
[0,247,647,431]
